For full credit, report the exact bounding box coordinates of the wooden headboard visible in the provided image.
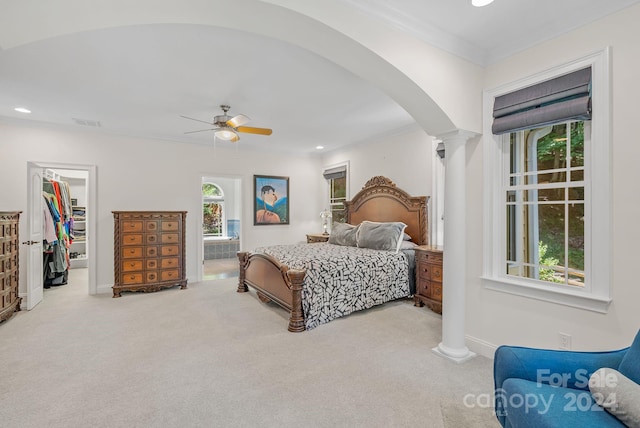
[344,176,429,246]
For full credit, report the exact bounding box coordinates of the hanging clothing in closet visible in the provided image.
[42,177,73,288]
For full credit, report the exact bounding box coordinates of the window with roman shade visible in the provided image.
[492,67,591,135]
[482,49,611,313]
[323,164,348,223]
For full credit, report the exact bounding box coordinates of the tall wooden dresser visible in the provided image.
[413,245,443,314]
[0,212,21,323]
[112,211,187,298]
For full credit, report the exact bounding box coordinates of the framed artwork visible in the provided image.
[254,175,289,225]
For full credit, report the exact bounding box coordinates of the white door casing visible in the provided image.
[26,163,44,309]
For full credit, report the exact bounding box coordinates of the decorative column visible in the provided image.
[432,129,478,363]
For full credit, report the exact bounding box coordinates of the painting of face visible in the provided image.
[254,175,289,225]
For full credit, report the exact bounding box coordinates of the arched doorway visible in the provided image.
[202,176,241,280]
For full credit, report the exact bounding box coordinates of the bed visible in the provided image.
[236,176,428,332]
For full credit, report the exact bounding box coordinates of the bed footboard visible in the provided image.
[237,251,306,332]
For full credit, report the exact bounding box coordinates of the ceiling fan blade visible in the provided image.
[184,128,217,134]
[236,126,273,136]
[226,114,251,128]
[180,115,214,125]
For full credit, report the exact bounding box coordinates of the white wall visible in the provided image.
[322,127,433,203]
[0,121,323,294]
[466,4,640,355]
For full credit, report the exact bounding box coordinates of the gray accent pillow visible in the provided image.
[356,221,407,252]
[589,367,640,428]
[328,223,359,246]
[399,240,418,250]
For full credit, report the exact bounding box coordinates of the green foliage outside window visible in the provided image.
[534,122,585,272]
[203,183,223,236]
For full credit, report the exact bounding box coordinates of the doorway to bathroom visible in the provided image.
[201,176,241,280]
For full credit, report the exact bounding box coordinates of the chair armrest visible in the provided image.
[493,345,628,427]
[494,345,628,391]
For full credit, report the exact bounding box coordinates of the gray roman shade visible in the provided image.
[323,165,347,180]
[492,67,592,135]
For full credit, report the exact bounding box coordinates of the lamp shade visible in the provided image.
[215,127,239,142]
[472,0,494,6]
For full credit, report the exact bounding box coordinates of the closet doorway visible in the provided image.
[201,175,242,281]
[25,162,97,310]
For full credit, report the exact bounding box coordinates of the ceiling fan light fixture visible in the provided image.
[214,127,239,141]
[472,0,494,6]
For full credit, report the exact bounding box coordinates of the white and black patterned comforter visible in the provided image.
[254,243,410,330]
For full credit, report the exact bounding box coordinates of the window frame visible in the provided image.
[324,161,349,224]
[203,182,226,237]
[482,48,611,313]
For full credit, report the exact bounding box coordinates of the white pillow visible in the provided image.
[356,221,407,253]
[589,367,640,428]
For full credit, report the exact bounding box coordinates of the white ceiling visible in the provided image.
[1,0,637,155]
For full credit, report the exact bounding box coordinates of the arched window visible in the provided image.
[203,183,225,237]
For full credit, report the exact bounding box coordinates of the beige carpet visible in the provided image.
[0,269,499,428]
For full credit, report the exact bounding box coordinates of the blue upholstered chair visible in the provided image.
[494,330,640,427]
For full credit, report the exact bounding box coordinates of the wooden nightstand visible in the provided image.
[413,245,443,314]
[306,233,330,243]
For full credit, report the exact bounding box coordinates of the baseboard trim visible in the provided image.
[97,284,113,295]
[466,334,498,360]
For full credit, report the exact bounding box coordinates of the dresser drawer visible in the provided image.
[145,234,159,244]
[161,220,179,231]
[146,271,158,282]
[430,265,443,282]
[122,234,143,245]
[416,251,443,264]
[146,259,158,270]
[161,257,179,269]
[161,245,179,256]
[161,269,180,281]
[122,221,143,233]
[430,283,443,300]
[145,221,158,231]
[417,280,431,298]
[122,260,143,272]
[161,233,179,244]
[122,273,143,284]
[417,262,431,280]
[122,247,143,259]
[146,246,158,257]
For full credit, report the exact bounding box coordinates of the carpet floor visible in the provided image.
[0,269,499,428]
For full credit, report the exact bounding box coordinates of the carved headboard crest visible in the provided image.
[362,176,396,189]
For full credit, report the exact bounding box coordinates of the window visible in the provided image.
[203,183,224,237]
[482,49,611,312]
[323,164,348,223]
[505,121,586,286]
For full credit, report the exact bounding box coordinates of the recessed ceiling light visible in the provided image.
[316,145,324,150]
[14,107,31,114]
[472,0,494,6]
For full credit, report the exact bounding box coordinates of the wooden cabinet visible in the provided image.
[413,245,443,314]
[112,211,187,298]
[306,233,330,243]
[0,212,21,323]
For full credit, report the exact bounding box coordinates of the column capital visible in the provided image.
[435,128,479,144]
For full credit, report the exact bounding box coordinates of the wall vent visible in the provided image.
[72,118,102,127]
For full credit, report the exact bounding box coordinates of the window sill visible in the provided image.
[482,276,611,313]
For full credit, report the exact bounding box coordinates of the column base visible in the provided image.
[432,342,477,364]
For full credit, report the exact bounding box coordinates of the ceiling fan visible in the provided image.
[181,105,273,142]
